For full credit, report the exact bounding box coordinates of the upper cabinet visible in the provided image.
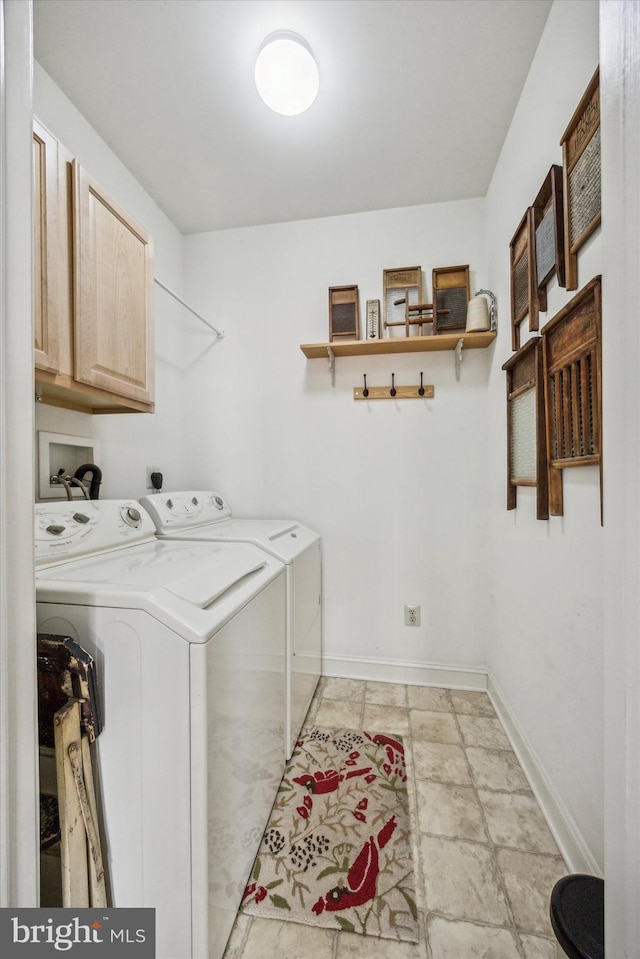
[33,119,155,414]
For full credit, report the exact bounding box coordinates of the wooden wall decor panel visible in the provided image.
[509,209,538,350]
[561,68,601,290]
[502,337,549,520]
[329,285,360,341]
[382,267,422,335]
[541,276,602,520]
[532,165,566,305]
[432,265,470,335]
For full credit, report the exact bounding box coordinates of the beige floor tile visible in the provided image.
[226,679,568,959]
[366,681,408,707]
[411,740,471,785]
[479,791,560,855]
[222,912,251,959]
[466,746,530,793]
[458,715,511,750]
[363,703,410,735]
[410,710,461,744]
[314,699,363,728]
[322,677,366,701]
[427,916,521,959]
[335,931,425,958]
[241,918,335,959]
[497,849,567,937]
[520,934,559,959]
[406,686,452,712]
[416,780,488,842]
[420,835,510,926]
[450,689,496,717]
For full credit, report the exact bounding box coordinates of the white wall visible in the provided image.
[601,0,640,953]
[484,0,602,871]
[33,63,193,499]
[1,0,39,905]
[185,200,491,683]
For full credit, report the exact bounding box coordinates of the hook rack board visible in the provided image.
[354,384,435,401]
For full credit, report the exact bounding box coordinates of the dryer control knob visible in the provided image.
[214,496,224,509]
[166,499,173,510]
[123,506,142,527]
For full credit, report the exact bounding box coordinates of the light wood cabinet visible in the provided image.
[33,120,154,414]
[33,120,73,377]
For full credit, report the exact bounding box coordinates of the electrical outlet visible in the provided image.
[404,604,421,626]
[146,466,161,490]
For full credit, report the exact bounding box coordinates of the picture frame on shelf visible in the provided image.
[329,285,360,341]
[382,266,422,337]
[432,264,470,335]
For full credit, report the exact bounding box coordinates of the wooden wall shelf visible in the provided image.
[300,330,496,359]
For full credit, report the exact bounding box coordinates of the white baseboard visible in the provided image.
[322,652,488,691]
[488,671,602,876]
[322,654,600,875]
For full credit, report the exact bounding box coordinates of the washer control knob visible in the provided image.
[46,524,65,535]
[73,512,90,524]
[123,506,142,527]
[192,497,199,506]
[166,499,173,510]
[214,496,224,509]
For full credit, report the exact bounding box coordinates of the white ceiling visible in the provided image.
[34,0,552,236]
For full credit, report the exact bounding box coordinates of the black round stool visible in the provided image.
[550,874,604,959]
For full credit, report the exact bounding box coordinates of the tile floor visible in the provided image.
[223,678,567,959]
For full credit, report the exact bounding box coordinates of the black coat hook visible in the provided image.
[390,373,396,397]
[418,372,425,396]
[362,374,369,398]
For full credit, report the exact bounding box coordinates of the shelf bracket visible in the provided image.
[327,345,336,387]
[454,338,464,381]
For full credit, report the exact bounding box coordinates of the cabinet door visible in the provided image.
[72,161,154,406]
[33,120,73,375]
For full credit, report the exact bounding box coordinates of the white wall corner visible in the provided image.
[488,671,601,876]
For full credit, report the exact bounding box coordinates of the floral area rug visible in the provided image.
[241,726,418,942]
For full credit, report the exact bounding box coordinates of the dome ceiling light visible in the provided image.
[254,31,319,116]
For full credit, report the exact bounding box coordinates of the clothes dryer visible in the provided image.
[140,491,321,760]
[35,500,286,959]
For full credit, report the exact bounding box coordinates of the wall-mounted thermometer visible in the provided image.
[366,299,381,339]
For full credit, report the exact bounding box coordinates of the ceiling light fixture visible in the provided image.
[254,31,319,116]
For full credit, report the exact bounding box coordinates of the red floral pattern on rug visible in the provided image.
[241,726,418,941]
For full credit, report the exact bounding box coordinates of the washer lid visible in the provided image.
[35,540,283,643]
[158,517,319,563]
[167,550,266,608]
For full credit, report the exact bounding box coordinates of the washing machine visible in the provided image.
[140,491,321,760]
[35,499,286,959]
